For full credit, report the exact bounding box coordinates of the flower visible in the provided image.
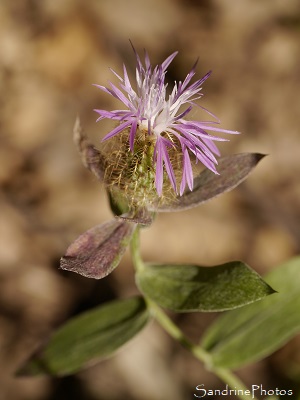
[94,46,239,197]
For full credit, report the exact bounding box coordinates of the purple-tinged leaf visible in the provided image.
[73,117,106,180]
[118,207,155,226]
[152,153,266,212]
[60,219,136,279]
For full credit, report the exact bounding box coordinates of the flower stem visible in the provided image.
[147,299,211,365]
[149,300,257,400]
[130,228,258,400]
[130,227,144,273]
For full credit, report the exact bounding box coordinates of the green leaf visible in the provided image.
[136,262,274,312]
[201,257,300,370]
[108,187,155,226]
[18,296,150,376]
[152,153,265,212]
[108,187,131,217]
[60,219,136,279]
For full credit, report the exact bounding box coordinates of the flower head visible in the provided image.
[94,46,238,199]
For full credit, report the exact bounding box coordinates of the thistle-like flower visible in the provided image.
[94,46,238,203]
[61,50,264,278]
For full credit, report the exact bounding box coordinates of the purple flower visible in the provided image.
[94,46,239,197]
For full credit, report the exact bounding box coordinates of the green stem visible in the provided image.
[147,299,211,366]
[150,300,256,400]
[130,228,258,400]
[130,227,144,272]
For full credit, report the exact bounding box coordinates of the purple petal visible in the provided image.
[196,124,240,135]
[162,149,177,193]
[174,105,193,121]
[188,70,212,89]
[202,138,221,156]
[109,68,123,82]
[130,41,144,76]
[93,84,121,101]
[154,154,266,212]
[161,51,178,71]
[144,49,151,71]
[159,137,177,193]
[102,120,133,141]
[123,64,131,88]
[194,151,219,173]
[178,59,198,92]
[180,147,194,195]
[176,122,230,141]
[93,83,111,93]
[189,104,220,121]
[94,109,132,121]
[154,140,164,196]
[108,82,131,108]
[173,127,219,163]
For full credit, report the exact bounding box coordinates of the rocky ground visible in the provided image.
[0,0,300,399]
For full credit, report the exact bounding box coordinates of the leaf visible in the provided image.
[152,153,265,212]
[136,262,274,312]
[118,208,155,226]
[60,219,136,279]
[108,187,131,217]
[201,257,300,370]
[18,296,150,376]
[73,117,106,180]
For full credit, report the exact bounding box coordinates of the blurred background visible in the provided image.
[0,0,300,399]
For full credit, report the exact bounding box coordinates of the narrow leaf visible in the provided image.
[18,296,150,376]
[202,257,300,370]
[136,262,274,312]
[108,187,131,217]
[73,117,106,180]
[108,188,155,226]
[118,207,155,226]
[152,153,266,212]
[60,219,136,279]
